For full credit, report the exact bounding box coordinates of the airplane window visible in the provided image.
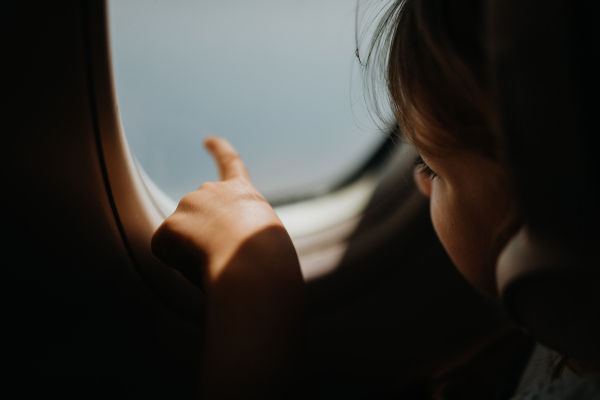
[109,0,384,203]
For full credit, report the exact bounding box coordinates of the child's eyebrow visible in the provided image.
[414,147,438,161]
[414,142,451,162]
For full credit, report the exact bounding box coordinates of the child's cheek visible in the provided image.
[428,183,498,298]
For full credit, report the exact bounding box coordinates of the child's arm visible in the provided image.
[152,137,305,398]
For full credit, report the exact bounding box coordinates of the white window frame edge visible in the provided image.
[93,0,422,311]
[88,0,204,321]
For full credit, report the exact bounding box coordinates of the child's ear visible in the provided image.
[414,166,432,198]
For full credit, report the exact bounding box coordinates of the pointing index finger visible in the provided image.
[204,136,250,181]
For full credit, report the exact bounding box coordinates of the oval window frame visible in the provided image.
[88,0,427,321]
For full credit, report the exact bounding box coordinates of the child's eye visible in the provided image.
[415,156,439,180]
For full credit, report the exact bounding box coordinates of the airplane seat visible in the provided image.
[487,0,600,366]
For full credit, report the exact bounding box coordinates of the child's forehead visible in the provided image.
[406,122,499,162]
[397,102,500,161]
[406,128,458,160]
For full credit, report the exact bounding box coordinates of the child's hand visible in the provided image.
[152,136,301,293]
[151,136,304,397]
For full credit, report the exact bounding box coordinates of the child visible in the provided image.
[152,0,599,398]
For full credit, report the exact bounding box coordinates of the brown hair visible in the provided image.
[358,0,498,158]
[358,0,599,380]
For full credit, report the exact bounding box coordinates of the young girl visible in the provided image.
[151,0,599,398]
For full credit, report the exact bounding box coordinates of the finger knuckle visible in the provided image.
[179,192,196,204]
[176,195,195,212]
[156,214,182,235]
[178,190,209,211]
[236,187,267,204]
[220,151,240,165]
[197,181,218,191]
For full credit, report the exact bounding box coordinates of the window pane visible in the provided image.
[109,0,383,202]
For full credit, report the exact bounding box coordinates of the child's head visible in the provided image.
[362,0,521,298]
